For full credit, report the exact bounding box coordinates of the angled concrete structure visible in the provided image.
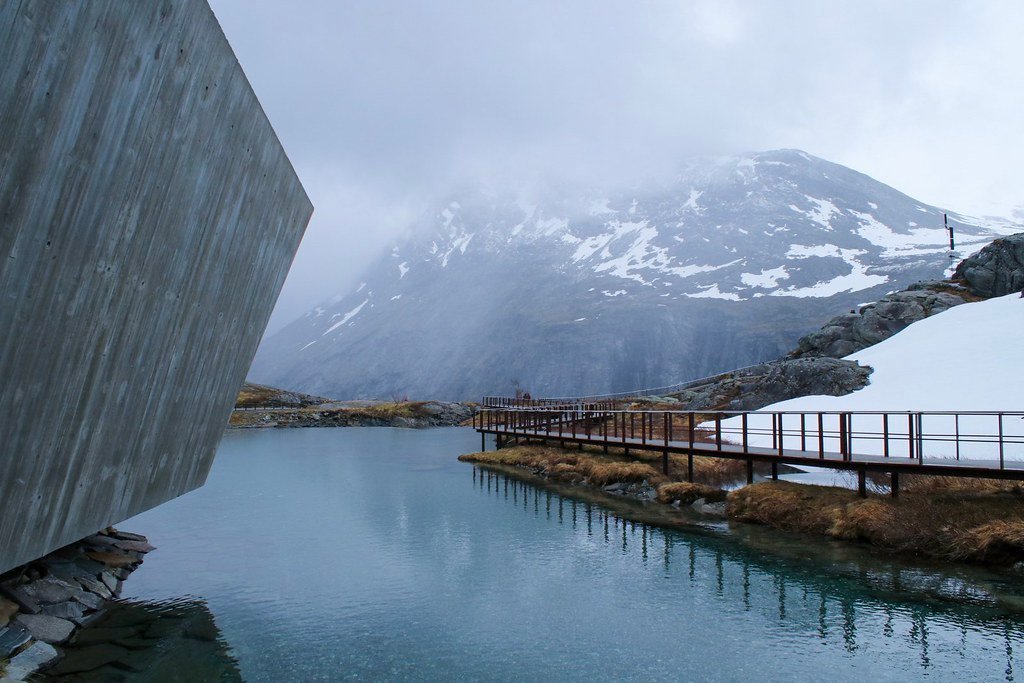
[0,1,312,573]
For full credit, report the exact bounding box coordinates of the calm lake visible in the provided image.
[56,427,1024,681]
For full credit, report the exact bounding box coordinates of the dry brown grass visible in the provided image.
[460,445,668,487]
[656,482,727,505]
[728,480,1024,564]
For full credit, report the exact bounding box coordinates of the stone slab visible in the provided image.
[0,624,32,659]
[3,641,59,680]
[14,613,76,644]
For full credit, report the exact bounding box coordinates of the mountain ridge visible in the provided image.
[251,149,1020,400]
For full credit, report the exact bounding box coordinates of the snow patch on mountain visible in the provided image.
[322,299,368,336]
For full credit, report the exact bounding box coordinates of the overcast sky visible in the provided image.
[208,0,1024,334]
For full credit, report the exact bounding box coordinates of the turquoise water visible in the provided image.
[92,428,1024,680]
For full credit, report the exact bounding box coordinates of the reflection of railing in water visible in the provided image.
[474,406,1024,496]
[469,465,1024,676]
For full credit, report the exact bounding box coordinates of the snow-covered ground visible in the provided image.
[716,293,1024,463]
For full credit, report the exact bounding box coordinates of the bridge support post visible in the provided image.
[687,453,694,483]
[771,461,778,481]
[890,471,899,498]
[481,432,486,452]
[496,435,503,450]
[857,468,866,497]
[661,449,669,476]
[746,459,754,485]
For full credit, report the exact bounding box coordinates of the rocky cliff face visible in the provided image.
[953,233,1024,298]
[252,150,1021,401]
[665,357,872,411]
[666,234,1024,412]
[792,234,1023,359]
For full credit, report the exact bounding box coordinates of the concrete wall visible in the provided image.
[0,1,313,574]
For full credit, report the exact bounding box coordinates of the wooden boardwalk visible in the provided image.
[473,405,1024,496]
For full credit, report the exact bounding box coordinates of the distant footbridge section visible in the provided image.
[474,402,1024,497]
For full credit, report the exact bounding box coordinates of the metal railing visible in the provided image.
[474,407,1024,471]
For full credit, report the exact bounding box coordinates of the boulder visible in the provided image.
[953,232,1024,297]
[790,284,973,359]
[14,613,75,644]
[20,577,83,605]
[2,640,59,680]
[0,624,32,659]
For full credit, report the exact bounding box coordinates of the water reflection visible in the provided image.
[472,465,1024,680]
[43,598,240,682]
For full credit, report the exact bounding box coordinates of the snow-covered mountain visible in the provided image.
[250,150,1020,400]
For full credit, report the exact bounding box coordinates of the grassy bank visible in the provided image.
[461,443,1024,566]
[730,478,1024,564]
[460,442,758,489]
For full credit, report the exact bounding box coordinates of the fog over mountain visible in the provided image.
[249,150,1020,400]
[207,1,1024,334]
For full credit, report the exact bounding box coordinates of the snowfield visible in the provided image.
[717,293,1024,462]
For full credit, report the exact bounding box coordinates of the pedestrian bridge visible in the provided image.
[474,401,1024,496]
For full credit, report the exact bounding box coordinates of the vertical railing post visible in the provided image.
[818,413,824,459]
[916,412,924,464]
[999,412,1005,469]
[742,413,748,452]
[847,413,853,462]
[715,414,722,452]
[954,413,960,461]
[688,412,695,448]
[777,413,784,457]
[839,413,848,461]
[907,412,914,459]
[800,413,806,452]
[882,413,889,458]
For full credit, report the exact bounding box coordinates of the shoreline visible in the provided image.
[228,401,474,430]
[0,528,152,680]
[460,442,1024,569]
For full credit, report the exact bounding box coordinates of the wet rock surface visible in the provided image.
[0,528,152,680]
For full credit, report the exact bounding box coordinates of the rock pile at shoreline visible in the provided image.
[229,400,474,429]
[0,528,152,680]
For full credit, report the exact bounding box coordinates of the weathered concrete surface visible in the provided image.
[0,1,312,574]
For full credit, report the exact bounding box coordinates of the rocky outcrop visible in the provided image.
[953,232,1024,298]
[791,233,1024,359]
[229,401,475,429]
[667,357,872,411]
[789,283,976,359]
[0,528,152,680]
